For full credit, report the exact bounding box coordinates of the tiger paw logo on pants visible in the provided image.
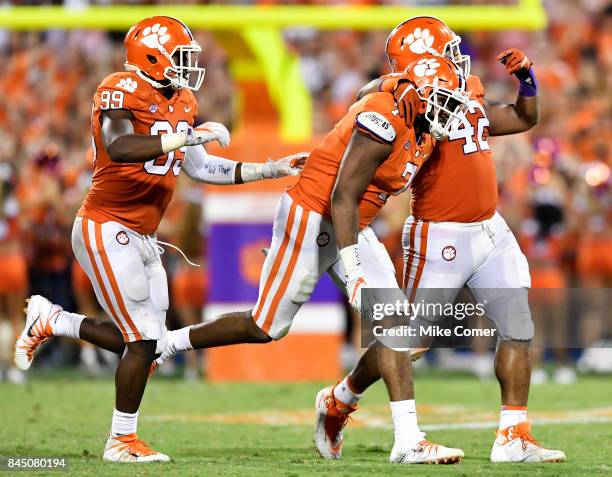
[116,231,129,245]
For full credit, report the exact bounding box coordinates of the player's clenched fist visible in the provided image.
[497,48,532,76]
[497,48,538,97]
[189,122,231,147]
[339,244,368,312]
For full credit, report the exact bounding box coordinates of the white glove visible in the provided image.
[262,152,309,178]
[187,121,231,148]
[240,152,309,182]
[339,245,368,313]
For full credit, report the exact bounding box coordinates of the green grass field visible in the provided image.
[1,371,611,476]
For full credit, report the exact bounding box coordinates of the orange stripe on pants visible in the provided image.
[262,209,310,334]
[81,219,129,341]
[409,221,429,303]
[94,222,142,341]
[253,201,298,322]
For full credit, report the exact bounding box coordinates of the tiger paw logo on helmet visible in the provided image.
[405,28,435,54]
[116,78,138,93]
[141,23,171,49]
[413,58,441,78]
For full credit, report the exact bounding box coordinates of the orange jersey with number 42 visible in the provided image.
[410,75,498,223]
[78,71,198,235]
[289,92,433,229]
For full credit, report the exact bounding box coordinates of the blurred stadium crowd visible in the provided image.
[0,0,610,383]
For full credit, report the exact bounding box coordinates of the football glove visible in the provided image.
[381,74,421,128]
[497,48,532,76]
[497,48,538,96]
[339,245,368,313]
[263,152,309,178]
[187,122,231,148]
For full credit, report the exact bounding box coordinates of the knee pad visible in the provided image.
[291,272,318,304]
[148,263,169,312]
[496,310,534,342]
[121,260,150,303]
[481,288,534,342]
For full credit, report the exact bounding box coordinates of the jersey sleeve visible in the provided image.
[467,75,486,104]
[353,93,404,146]
[94,72,148,114]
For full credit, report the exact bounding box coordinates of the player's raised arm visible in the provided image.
[486,48,539,136]
[182,143,307,185]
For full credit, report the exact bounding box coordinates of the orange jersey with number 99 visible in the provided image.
[78,71,198,235]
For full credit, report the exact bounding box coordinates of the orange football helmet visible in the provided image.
[124,16,205,91]
[386,16,470,76]
[406,54,469,140]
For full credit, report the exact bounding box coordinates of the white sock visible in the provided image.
[333,376,362,406]
[499,406,528,430]
[168,326,194,353]
[51,311,84,339]
[390,400,422,448]
[111,409,138,437]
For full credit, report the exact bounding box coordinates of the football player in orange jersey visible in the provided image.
[149,56,469,464]
[315,16,565,464]
[14,16,305,463]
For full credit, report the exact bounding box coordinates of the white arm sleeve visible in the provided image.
[182,144,237,185]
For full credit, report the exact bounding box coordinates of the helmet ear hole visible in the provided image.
[147,54,158,64]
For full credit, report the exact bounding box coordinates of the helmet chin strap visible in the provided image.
[132,68,173,90]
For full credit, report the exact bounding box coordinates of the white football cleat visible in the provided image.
[103,433,171,463]
[314,385,356,459]
[14,295,61,371]
[491,422,566,463]
[390,438,464,464]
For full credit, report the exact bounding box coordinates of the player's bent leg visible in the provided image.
[157,196,329,370]
[315,228,401,459]
[153,309,272,371]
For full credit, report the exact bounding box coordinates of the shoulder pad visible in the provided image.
[355,111,397,144]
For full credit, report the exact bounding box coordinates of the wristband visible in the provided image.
[339,244,363,281]
[240,162,265,182]
[517,66,538,97]
[161,132,187,153]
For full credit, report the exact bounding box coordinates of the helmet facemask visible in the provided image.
[165,42,206,91]
[444,36,471,77]
[417,78,469,140]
